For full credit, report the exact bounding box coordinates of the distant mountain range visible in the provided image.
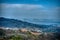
[0,17,60,32]
[0,17,50,28]
[22,18,60,25]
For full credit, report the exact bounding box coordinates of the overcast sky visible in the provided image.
[0,0,60,24]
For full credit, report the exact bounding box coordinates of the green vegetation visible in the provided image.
[0,29,59,40]
[0,29,5,36]
[9,35,24,40]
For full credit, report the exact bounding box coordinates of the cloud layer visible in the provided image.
[0,4,60,20]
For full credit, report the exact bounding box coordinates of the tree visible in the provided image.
[0,29,5,36]
[10,35,24,40]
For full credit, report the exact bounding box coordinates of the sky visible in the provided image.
[0,0,60,24]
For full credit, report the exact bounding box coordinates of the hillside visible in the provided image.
[0,17,49,28]
[0,17,60,33]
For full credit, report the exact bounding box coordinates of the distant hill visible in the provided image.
[0,17,60,33]
[0,17,50,28]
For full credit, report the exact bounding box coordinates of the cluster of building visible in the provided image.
[0,27,43,36]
